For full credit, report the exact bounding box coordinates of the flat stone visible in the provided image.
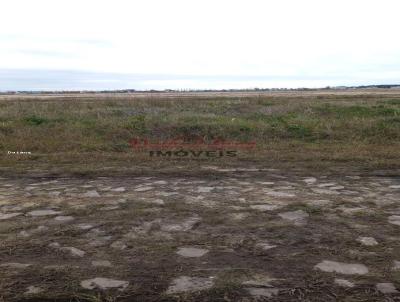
[389,185,400,189]
[250,204,280,211]
[88,236,113,247]
[0,212,23,220]
[81,277,129,290]
[161,216,201,232]
[246,288,279,298]
[312,188,340,195]
[166,276,214,294]
[44,265,65,270]
[388,215,400,226]
[278,210,309,225]
[48,191,61,197]
[334,278,355,288]
[27,209,62,217]
[19,225,48,237]
[303,177,317,184]
[152,180,168,185]
[196,186,214,193]
[258,182,275,185]
[54,216,75,222]
[60,246,86,257]
[100,205,120,211]
[0,262,31,269]
[75,223,94,230]
[48,242,61,249]
[339,206,368,215]
[330,186,345,190]
[134,186,154,192]
[157,192,178,197]
[255,242,277,251]
[392,260,400,270]
[91,260,112,267]
[82,190,100,197]
[0,205,22,212]
[176,247,209,258]
[24,286,43,295]
[357,236,378,246]
[317,183,336,187]
[376,282,398,294]
[111,241,127,250]
[146,198,165,205]
[315,260,368,275]
[307,200,332,207]
[111,187,126,192]
[230,212,249,220]
[242,275,276,287]
[266,191,295,198]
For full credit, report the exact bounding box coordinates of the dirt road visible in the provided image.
[1,167,400,301]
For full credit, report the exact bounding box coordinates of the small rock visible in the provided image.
[307,200,332,207]
[258,182,275,185]
[330,186,345,190]
[266,191,295,198]
[48,242,61,249]
[389,185,400,189]
[229,212,249,220]
[146,198,165,205]
[152,180,168,185]
[91,260,112,267]
[0,212,23,220]
[111,187,126,192]
[161,216,201,232]
[54,216,75,222]
[388,215,400,226]
[312,188,340,195]
[81,277,129,290]
[317,182,336,187]
[100,205,120,211]
[60,246,86,257]
[250,204,280,211]
[246,287,279,298]
[278,210,309,225]
[82,190,100,198]
[303,177,317,184]
[176,247,209,258]
[24,286,43,295]
[392,260,400,271]
[242,275,276,287]
[111,241,127,250]
[357,236,378,246]
[196,186,214,193]
[0,262,31,269]
[314,260,368,275]
[27,209,62,217]
[334,278,354,288]
[166,276,214,294]
[75,223,94,230]
[376,282,398,294]
[255,242,277,251]
[134,186,154,192]
[48,191,61,197]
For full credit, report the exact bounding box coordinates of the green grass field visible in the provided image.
[1,92,400,174]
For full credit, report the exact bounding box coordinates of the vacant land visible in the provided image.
[0,90,400,174]
[1,91,400,301]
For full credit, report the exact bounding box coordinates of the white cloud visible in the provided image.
[0,0,399,89]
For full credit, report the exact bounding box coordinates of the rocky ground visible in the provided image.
[1,166,400,301]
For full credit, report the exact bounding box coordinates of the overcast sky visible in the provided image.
[1,0,400,90]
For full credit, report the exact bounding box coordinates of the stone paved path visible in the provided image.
[1,167,400,301]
